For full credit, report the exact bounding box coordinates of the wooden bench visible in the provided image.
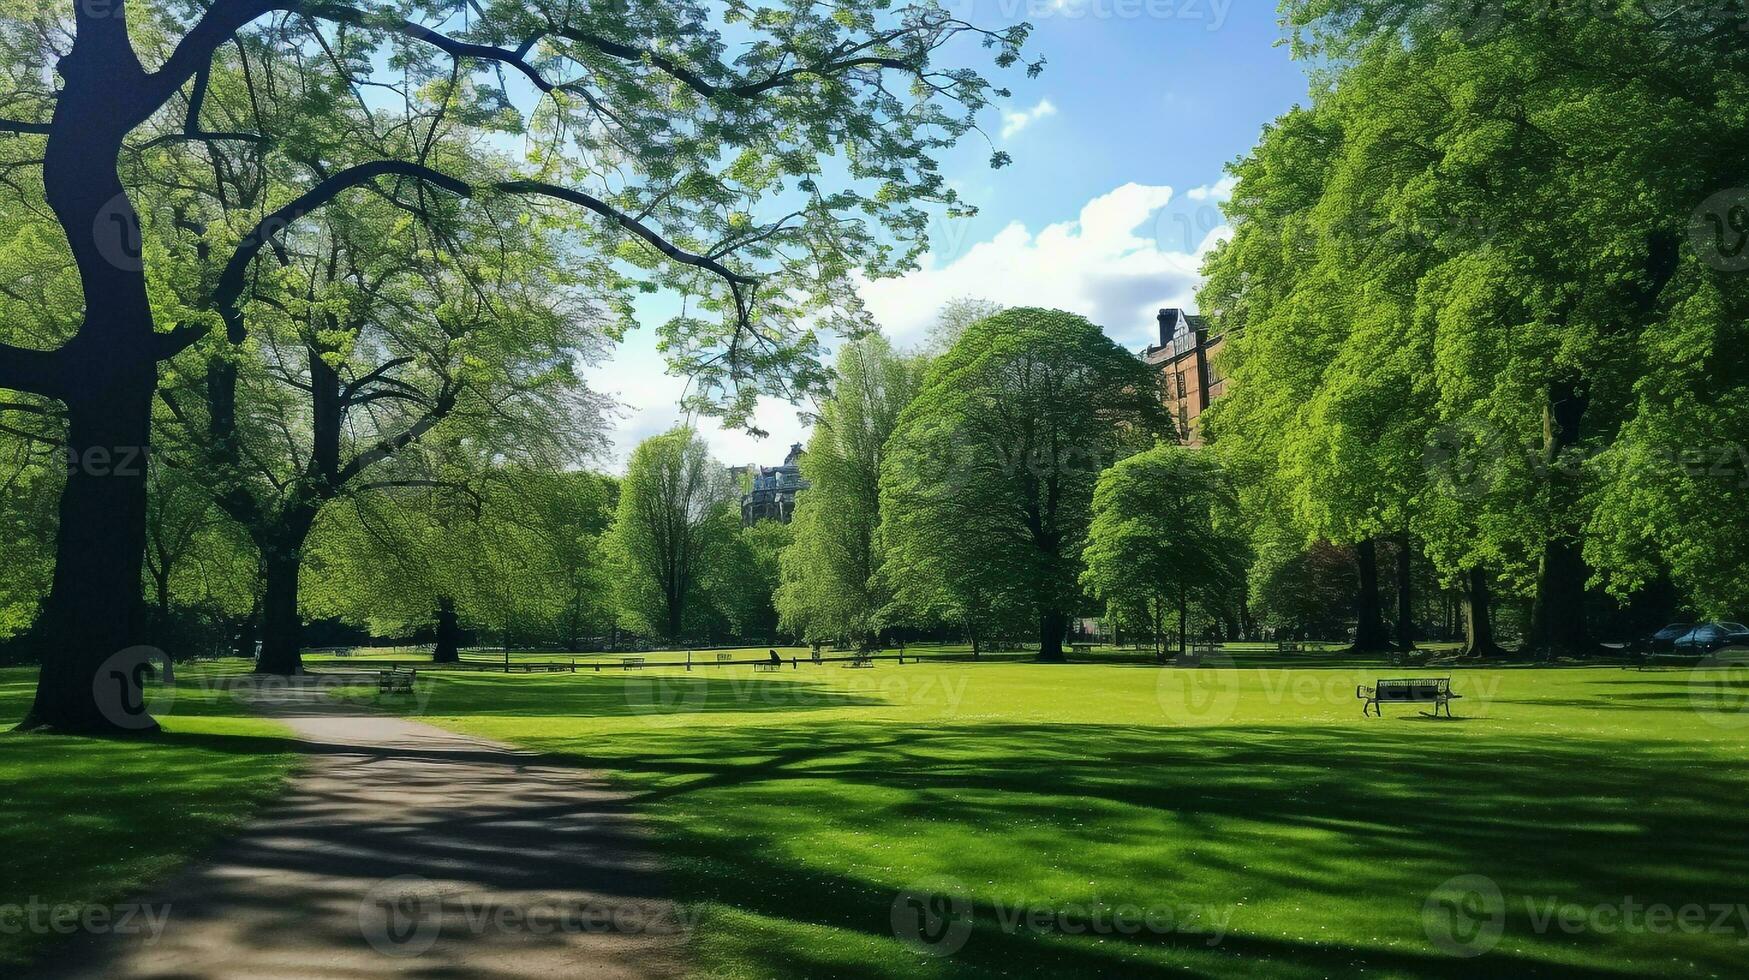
[621,657,646,670]
[847,653,874,668]
[1358,677,1460,718]
[1276,637,1305,654]
[754,661,782,673]
[716,653,734,663]
[1069,643,1094,656]
[378,665,416,694]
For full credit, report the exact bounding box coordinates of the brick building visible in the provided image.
[1141,307,1226,445]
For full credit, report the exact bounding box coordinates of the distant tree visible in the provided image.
[881,308,1171,661]
[920,297,1005,356]
[777,335,926,643]
[608,429,738,641]
[306,466,614,656]
[1248,537,1359,641]
[719,519,794,640]
[1081,445,1246,661]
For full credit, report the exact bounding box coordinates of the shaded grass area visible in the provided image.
[405,658,1749,978]
[0,664,299,969]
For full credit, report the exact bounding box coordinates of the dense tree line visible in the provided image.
[1201,0,1749,656]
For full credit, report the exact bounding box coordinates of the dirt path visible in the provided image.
[34,685,687,979]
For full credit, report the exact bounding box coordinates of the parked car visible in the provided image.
[1673,622,1749,654]
[1645,623,1693,652]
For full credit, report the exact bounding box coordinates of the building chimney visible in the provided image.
[1157,308,1178,348]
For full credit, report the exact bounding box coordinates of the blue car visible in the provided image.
[1646,622,1692,652]
[1674,622,1749,654]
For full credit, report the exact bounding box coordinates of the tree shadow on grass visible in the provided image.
[547,720,1749,978]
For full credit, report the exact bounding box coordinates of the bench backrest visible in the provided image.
[1373,677,1450,701]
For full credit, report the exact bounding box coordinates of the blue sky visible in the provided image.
[589,0,1310,469]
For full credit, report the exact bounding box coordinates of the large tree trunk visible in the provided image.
[1528,376,1592,658]
[1396,535,1415,650]
[22,388,157,733]
[1460,565,1506,659]
[1037,607,1066,662]
[433,596,460,663]
[255,545,305,675]
[17,16,164,733]
[1350,538,1391,653]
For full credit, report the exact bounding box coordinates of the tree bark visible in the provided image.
[255,545,305,675]
[1037,607,1066,662]
[22,389,158,733]
[433,595,460,663]
[1177,592,1190,661]
[1396,535,1415,650]
[17,14,165,733]
[1350,538,1391,653]
[1528,375,1592,658]
[1460,565,1506,659]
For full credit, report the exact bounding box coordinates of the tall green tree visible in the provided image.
[608,428,738,642]
[881,307,1170,661]
[1210,3,1749,654]
[1081,445,1246,661]
[776,334,925,644]
[0,0,1033,730]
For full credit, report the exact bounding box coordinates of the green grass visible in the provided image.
[0,662,299,969]
[390,653,1749,978]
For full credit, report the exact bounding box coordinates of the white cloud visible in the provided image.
[591,180,1234,469]
[1186,175,1238,202]
[1000,98,1058,140]
[857,182,1230,350]
[585,337,811,474]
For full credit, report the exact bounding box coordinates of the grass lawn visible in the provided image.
[0,662,299,969]
[388,653,1749,978]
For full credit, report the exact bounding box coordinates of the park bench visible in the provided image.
[754,661,782,673]
[716,653,734,663]
[847,652,874,668]
[378,665,416,694]
[1276,636,1305,654]
[621,656,646,670]
[1357,677,1460,718]
[1069,642,1094,656]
